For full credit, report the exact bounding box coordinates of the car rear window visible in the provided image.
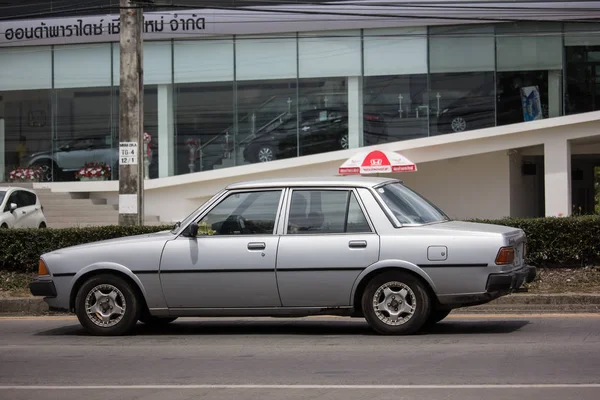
[376,183,449,226]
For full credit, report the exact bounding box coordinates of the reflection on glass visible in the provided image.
[297,77,348,157]
[363,74,428,143]
[2,90,53,182]
[53,87,114,182]
[566,45,600,116]
[496,71,549,126]
[376,182,449,225]
[237,79,299,164]
[431,72,495,135]
[174,82,234,174]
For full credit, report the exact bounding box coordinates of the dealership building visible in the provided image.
[2,0,600,223]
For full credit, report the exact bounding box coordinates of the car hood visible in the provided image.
[43,230,175,256]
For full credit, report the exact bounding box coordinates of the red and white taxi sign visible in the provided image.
[338,150,417,175]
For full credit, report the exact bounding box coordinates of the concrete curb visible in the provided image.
[1,293,600,316]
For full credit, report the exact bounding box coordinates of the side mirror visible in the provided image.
[10,203,17,212]
[188,222,199,237]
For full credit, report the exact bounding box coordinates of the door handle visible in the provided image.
[349,240,367,249]
[21,211,26,214]
[247,242,266,251]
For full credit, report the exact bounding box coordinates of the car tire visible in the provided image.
[33,161,59,182]
[139,315,178,326]
[39,222,47,229]
[0,223,8,229]
[75,274,141,336]
[256,145,276,163]
[361,271,431,335]
[450,116,468,133]
[340,134,349,149]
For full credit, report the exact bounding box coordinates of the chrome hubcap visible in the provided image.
[451,117,467,132]
[372,281,416,326]
[340,135,349,149]
[258,147,274,162]
[85,284,126,328]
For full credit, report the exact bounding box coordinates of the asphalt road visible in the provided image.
[0,314,599,400]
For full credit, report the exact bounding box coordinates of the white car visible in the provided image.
[0,187,47,229]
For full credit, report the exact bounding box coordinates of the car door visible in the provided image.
[56,138,97,171]
[159,189,285,309]
[18,190,42,228]
[3,191,26,228]
[276,188,380,307]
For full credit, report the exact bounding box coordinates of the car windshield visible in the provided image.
[375,182,450,225]
[0,190,5,205]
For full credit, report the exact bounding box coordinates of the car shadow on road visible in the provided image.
[34,318,529,337]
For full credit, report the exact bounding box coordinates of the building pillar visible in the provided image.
[157,84,174,178]
[544,137,571,217]
[347,76,363,149]
[548,70,562,118]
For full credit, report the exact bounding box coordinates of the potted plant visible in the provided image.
[8,166,43,182]
[76,162,111,181]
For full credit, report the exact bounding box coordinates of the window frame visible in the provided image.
[282,187,376,236]
[187,188,287,237]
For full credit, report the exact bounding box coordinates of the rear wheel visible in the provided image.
[0,223,8,229]
[38,222,47,229]
[75,274,140,336]
[361,271,431,335]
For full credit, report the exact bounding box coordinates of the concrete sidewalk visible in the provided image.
[1,293,599,316]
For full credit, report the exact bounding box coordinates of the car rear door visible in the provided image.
[275,188,380,307]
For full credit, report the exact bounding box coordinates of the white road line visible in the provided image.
[1,384,600,390]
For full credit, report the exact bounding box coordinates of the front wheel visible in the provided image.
[361,271,431,335]
[75,274,141,336]
[256,145,276,163]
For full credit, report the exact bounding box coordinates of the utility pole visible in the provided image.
[118,0,144,226]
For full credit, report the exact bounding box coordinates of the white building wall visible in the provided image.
[399,151,511,220]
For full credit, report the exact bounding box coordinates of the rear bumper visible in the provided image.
[486,264,537,293]
[438,265,537,308]
[29,279,57,298]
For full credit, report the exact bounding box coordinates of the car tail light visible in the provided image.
[495,247,515,265]
[38,259,50,276]
[365,114,380,121]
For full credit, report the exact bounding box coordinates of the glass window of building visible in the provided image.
[236,34,299,166]
[564,22,600,116]
[363,27,428,144]
[0,46,52,182]
[174,38,234,176]
[429,25,496,135]
[298,30,358,155]
[496,22,563,126]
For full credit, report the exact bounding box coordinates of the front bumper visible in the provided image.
[486,264,537,293]
[29,278,57,298]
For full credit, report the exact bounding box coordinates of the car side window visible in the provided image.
[287,190,371,234]
[19,191,36,207]
[4,192,20,212]
[197,190,282,236]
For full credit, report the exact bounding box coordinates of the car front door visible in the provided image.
[159,189,285,309]
[276,188,380,307]
[3,191,26,228]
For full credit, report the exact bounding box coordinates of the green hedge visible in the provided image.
[0,225,172,273]
[1,216,600,273]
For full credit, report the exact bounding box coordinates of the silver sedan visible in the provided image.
[29,176,536,336]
